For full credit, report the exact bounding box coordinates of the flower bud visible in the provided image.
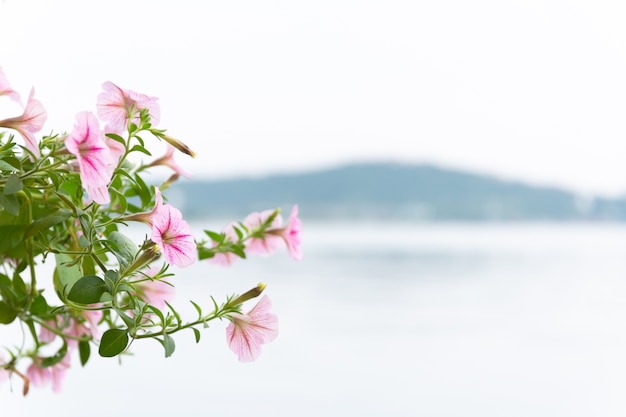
[160,173,180,190]
[229,282,266,307]
[126,243,161,274]
[162,134,196,158]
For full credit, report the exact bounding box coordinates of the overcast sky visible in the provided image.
[2,0,626,196]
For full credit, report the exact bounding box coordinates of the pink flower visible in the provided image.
[226,295,278,362]
[0,88,46,157]
[39,310,102,348]
[97,81,160,134]
[106,136,126,165]
[151,203,197,268]
[243,210,284,256]
[38,319,58,344]
[26,353,71,393]
[65,111,114,204]
[272,205,303,261]
[0,67,22,105]
[243,206,303,260]
[147,144,192,178]
[208,222,240,267]
[80,309,103,339]
[123,187,163,226]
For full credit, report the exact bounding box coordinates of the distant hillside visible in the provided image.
[168,163,626,221]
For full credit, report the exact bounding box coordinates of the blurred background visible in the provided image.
[2,0,626,415]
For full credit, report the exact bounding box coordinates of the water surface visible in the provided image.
[2,221,626,416]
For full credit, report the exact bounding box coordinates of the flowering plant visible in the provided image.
[0,69,302,394]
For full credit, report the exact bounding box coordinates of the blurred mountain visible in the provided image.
[168,162,626,221]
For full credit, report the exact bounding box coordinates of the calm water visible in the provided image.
[3,221,626,416]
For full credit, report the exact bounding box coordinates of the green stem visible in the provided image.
[18,192,37,301]
[133,308,237,340]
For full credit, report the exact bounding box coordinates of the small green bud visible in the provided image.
[229,282,266,307]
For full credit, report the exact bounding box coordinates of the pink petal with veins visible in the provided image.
[151,204,197,268]
[65,111,114,204]
[0,67,22,105]
[226,295,278,362]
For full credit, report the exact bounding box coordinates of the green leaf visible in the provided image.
[59,180,79,199]
[24,208,72,239]
[165,301,181,326]
[0,225,27,252]
[0,273,18,307]
[67,275,106,304]
[41,342,68,367]
[110,189,128,213]
[78,235,90,248]
[99,329,128,357]
[12,273,27,299]
[0,192,19,215]
[147,305,165,324]
[190,300,203,319]
[197,246,216,261]
[0,301,17,324]
[0,156,20,171]
[47,171,61,189]
[192,328,201,343]
[107,231,138,269]
[53,253,83,301]
[135,135,145,147]
[116,283,134,295]
[30,294,48,315]
[78,340,91,366]
[162,333,175,358]
[233,225,244,240]
[81,255,96,277]
[0,159,18,171]
[129,144,152,156]
[231,243,247,259]
[4,174,22,194]
[116,309,136,329]
[133,173,151,207]
[104,270,119,291]
[203,230,224,242]
[105,133,125,145]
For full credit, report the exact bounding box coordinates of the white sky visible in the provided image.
[2,0,626,196]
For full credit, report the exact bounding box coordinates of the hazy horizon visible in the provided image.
[3,1,626,196]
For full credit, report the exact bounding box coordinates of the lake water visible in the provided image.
[3,221,626,416]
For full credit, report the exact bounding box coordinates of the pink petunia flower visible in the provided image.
[269,205,303,261]
[208,222,240,267]
[38,319,58,344]
[146,144,192,178]
[96,81,160,134]
[0,67,22,105]
[243,209,284,256]
[151,203,197,268]
[39,310,102,349]
[123,187,163,226]
[226,295,279,362]
[80,309,103,339]
[65,111,114,204]
[243,206,303,260]
[26,353,71,393]
[0,88,46,157]
[106,136,126,166]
